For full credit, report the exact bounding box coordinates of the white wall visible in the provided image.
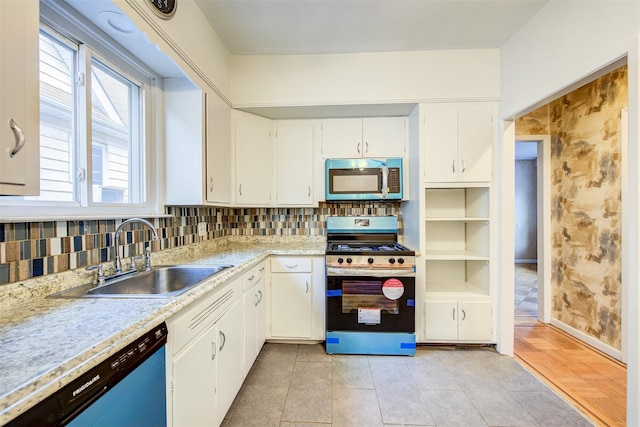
[499,1,640,424]
[500,0,639,118]
[231,49,499,107]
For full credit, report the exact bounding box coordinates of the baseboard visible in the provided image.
[549,318,623,361]
[515,259,537,264]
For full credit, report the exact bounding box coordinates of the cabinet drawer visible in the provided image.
[168,277,241,355]
[244,261,266,291]
[271,257,312,273]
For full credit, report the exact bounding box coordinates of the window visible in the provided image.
[3,9,159,218]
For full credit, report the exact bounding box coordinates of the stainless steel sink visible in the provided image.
[49,265,232,299]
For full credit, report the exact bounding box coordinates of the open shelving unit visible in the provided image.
[424,187,491,298]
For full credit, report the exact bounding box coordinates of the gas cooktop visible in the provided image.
[326,242,414,255]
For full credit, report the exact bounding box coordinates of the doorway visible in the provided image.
[514,136,551,323]
[514,141,538,318]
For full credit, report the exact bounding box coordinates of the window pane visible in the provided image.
[90,59,142,204]
[34,31,76,202]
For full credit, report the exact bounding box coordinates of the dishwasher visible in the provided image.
[7,323,168,427]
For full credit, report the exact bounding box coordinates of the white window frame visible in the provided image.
[1,3,162,220]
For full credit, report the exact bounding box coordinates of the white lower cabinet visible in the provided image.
[268,256,325,341]
[167,277,244,427]
[424,299,492,342]
[243,261,267,376]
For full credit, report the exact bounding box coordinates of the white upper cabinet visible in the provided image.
[424,102,496,184]
[165,80,231,205]
[0,0,39,195]
[274,122,314,206]
[362,117,406,158]
[322,117,406,159]
[234,111,273,205]
[205,91,232,204]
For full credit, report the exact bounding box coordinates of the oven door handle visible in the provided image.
[326,266,415,277]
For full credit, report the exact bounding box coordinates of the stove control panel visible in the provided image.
[326,255,415,269]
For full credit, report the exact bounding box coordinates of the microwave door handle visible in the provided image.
[381,166,389,198]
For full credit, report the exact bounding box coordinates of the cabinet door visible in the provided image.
[271,273,312,338]
[424,104,458,183]
[0,0,39,195]
[362,117,405,158]
[172,327,217,426]
[275,124,314,205]
[321,118,362,158]
[256,279,267,350]
[243,287,259,377]
[424,300,458,341]
[457,103,495,182]
[206,91,232,204]
[457,301,492,341]
[216,299,244,426]
[235,112,272,205]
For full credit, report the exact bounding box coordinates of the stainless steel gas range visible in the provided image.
[325,216,416,356]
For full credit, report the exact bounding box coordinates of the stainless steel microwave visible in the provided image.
[325,158,403,201]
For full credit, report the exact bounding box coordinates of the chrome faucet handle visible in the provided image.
[86,264,106,286]
[144,246,152,271]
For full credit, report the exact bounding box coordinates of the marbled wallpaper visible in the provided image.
[517,65,627,350]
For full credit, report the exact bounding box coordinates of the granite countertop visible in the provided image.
[0,236,326,425]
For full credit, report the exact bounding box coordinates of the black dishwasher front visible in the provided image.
[7,322,168,427]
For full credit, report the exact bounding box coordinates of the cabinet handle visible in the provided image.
[209,177,214,192]
[308,186,311,197]
[365,142,369,154]
[461,309,467,321]
[9,119,26,157]
[255,292,259,307]
[452,160,456,174]
[239,184,242,196]
[259,266,265,273]
[257,290,263,303]
[248,275,255,282]
[305,281,309,293]
[452,308,456,320]
[357,142,361,154]
[211,338,216,360]
[219,330,226,351]
[284,264,298,269]
[461,160,466,174]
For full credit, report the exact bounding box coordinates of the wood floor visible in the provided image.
[514,317,627,427]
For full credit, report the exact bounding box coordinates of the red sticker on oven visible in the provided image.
[382,278,404,300]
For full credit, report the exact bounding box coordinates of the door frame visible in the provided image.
[515,135,551,324]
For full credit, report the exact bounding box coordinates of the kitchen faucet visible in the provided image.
[114,218,159,273]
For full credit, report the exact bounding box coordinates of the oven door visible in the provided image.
[326,270,415,332]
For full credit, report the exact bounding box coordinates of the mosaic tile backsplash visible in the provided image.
[0,202,401,285]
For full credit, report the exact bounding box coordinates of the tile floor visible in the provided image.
[223,343,593,426]
[514,263,538,317]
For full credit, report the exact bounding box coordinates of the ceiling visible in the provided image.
[194,0,548,55]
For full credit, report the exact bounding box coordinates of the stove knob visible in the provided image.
[367,258,374,264]
[337,257,344,264]
[389,258,396,264]
[397,258,405,264]
[346,258,353,264]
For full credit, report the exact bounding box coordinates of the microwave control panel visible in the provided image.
[388,168,401,193]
